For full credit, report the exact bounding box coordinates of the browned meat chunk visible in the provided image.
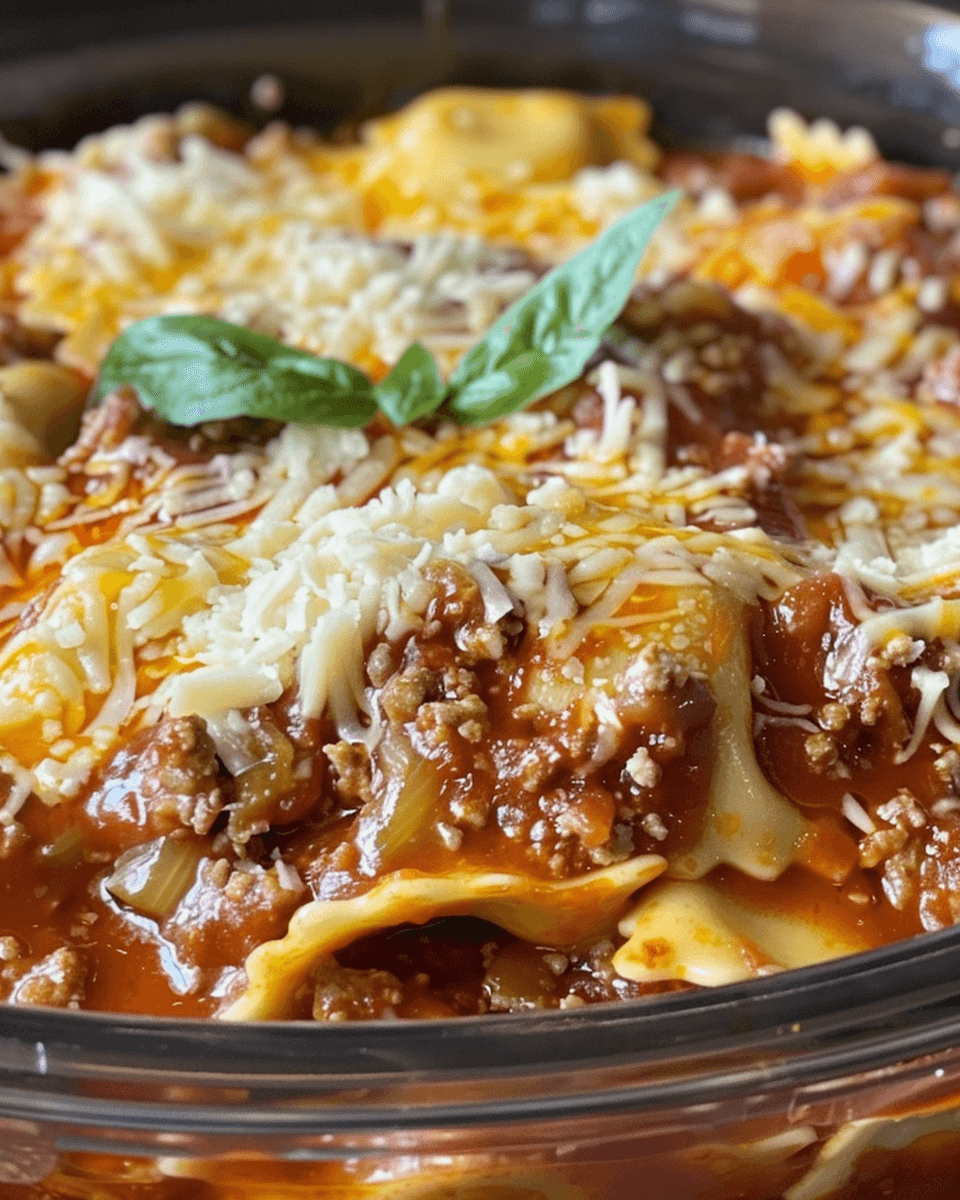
[323,740,374,807]
[660,150,805,204]
[9,946,86,1008]
[164,857,303,976]
[0,314,61,364]
[84,716,224,847]
[311,958,406,1021]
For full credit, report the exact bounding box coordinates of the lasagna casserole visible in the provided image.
[0,88,957,1036]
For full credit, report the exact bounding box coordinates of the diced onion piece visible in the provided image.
[105,835,204,919]
[374,734,443,865]
[39,826,86,868]
[227,715,295,842]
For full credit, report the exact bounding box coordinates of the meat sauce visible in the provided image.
[754,572,960,937]
[2,89,960,1200]
[0,448,954,1025]
[2,178,959,1020]
[0,549,710,1020]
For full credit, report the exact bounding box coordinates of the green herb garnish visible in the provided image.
[372,341,447,426]
[446,189,680,423]
[93,314,378,427]
[93,190,680,428]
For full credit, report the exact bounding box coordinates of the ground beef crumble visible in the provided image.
[4,945,86,1008]
[162,858,303,979]
[84,715,225,845]
[323,740,374,808]
[753,571,960,933]
[311,959,406,1021]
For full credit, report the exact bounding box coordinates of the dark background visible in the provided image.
[1,0,426,60]
[4,0,960,165]
[10,0,958,63]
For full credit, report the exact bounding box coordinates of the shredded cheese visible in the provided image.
[4,96,960,1041]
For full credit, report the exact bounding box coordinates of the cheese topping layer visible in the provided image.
[0,90,959,1039]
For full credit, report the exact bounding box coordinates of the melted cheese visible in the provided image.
[6,93,960,1039]
[0,404,804,820]
[859,596,960,647]
[13,93,662,371]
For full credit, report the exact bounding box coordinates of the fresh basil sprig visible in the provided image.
[93,314,378,427]
[93,190,680,429]
[372,342,447,426]
[446,189,680,423]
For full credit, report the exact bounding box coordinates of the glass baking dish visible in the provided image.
[5,1,960,1196]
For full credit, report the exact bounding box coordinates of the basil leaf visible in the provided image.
[373,342,447,426]
[441,350,552,422]
[93,314,378,428]
[90,193,678,433]
[446,189,681,424]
